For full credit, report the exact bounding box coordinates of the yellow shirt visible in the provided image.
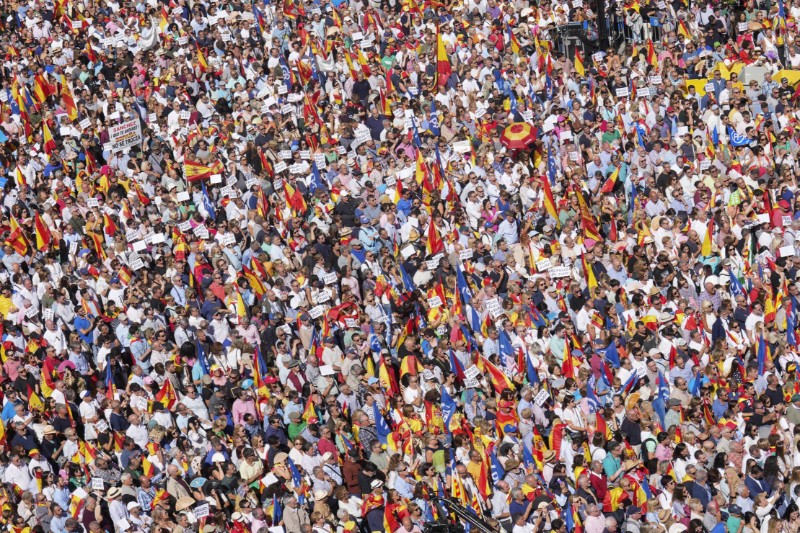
[0,296,13,319]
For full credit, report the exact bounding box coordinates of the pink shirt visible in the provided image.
[231,398,258,425]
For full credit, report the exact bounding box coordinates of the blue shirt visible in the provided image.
[603,454,621,478]
[74,316,94,344]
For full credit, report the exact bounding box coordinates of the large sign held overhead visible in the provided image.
[108,118,143,152]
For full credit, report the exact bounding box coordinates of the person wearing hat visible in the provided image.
[107,486,128,525]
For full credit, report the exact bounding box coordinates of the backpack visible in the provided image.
[641,437,658,474]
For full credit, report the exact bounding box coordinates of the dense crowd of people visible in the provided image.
[4,0,800,532]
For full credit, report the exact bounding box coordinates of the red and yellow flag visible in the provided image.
[154,379,178,410]
[61,75,78,121]
[42,121,57,155]
[574,50,586,77]
[34,212,51,251]
[6,215,29,256]
[436,27,452,87]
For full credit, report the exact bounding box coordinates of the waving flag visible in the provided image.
[758,334,771,374]
[622,371,638,395]
[426,221,445,255]
[489,447,505,484]
[478,356,515,393]
[585,376,601,412]
[598,341,620,368]
[600,166,620,193]
[373,403,392,444]
[154,379,177,410]
[436,27,452,86]
[201,181,215,220]
[441,386,456,432]
[42,121,57,154]
[728,126,750,147]
[34,212,51,251]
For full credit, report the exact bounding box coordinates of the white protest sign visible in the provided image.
[193,503,210,519]
[464,365,480,380]
[427,296,443,308]
[130,258,145,270]
[650,76,662,85]
[452,140,472,153]
[548,266,572,278]
[108,118,143,153]
[323,272,338,285]
[534,389,549,406]
[704,83,715,93]
[92,477,105,490]
[315,291,331,304]
[43,308,55,321]
[615,87,630,98]
[459,249,474,261]
[132,240,147,252]
[178,221,192,232]
[779,245,795,257]
[130,395,149,412]
[309,305,325,319]
[25,306,38,318]
[536,258,552,271]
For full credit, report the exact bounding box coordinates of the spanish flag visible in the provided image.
[677,20,691,41]
[154,379,177,410]
[142,456,156,477]
[540,176,560,227]
[34,212,51,251]
[436,27,452,87]
[6,215,29,256]
[574,50,586,77]
[28,386,43,411]
[399,355,423,377]
[302,395,316,423]
[33,73,53,104]
[88,232,107,261]
[426,221,445,255]
[234,289,247,320]
[103,213,118,236]
[701,217,713,256]
[184,159,223,182]
[196,44,209,72]
[42,121,57,155]
[646,40,658,68]
[478,356,515,394]
[242,265,266,298]
[600,166,620,193]
[61,76,78,121]
[581,253,598,290]
[283,181,308,215]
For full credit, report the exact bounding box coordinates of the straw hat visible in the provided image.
[625,392,641,410]
[175,497,195,512]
